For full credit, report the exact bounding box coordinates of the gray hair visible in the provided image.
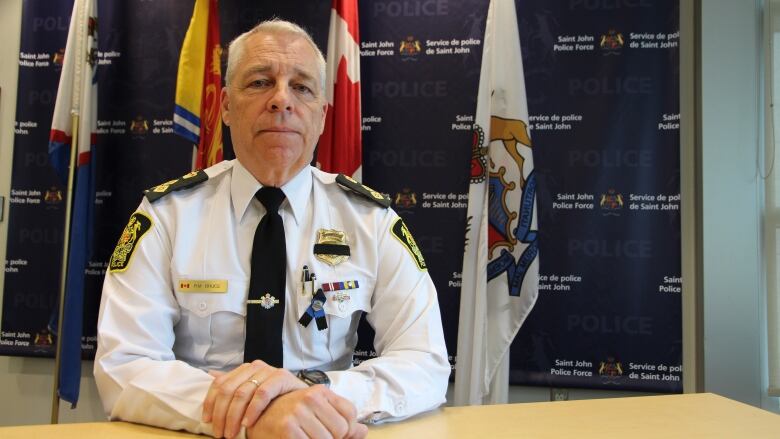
[225,19,326,93]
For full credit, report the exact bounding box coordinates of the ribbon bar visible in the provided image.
[321,280,360,292]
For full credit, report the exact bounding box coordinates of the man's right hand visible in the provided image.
[202,360,307,438]
[247,385,368,439]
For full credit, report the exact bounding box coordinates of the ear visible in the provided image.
[317,102,328,135]
[220,87,231,126]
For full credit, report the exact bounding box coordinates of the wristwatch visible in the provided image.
[297,369,331,388]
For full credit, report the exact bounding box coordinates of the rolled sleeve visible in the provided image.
[326,212,450,423]
[94,200,214,435]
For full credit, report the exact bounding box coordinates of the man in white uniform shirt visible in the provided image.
[94,19,449,439]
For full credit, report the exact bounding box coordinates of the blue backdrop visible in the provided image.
[1,0,681,393]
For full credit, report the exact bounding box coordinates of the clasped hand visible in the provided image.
[202,360,367,439]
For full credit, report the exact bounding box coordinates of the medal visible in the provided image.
[334,292,351,303]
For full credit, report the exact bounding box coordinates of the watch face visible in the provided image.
[302,369,330,386]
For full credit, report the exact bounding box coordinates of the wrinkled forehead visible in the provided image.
[238,32,320,81]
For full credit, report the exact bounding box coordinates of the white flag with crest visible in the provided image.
[455,0,539,406]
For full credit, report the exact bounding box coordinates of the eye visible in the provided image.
[248,78,271,89]
[293,83,314,95]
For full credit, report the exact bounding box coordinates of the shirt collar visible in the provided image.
[231,159,311,225]
[280,164,312,226]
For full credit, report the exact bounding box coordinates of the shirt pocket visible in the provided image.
[173,277,248,369]
[319,278,373,363]
[321,280,372,317]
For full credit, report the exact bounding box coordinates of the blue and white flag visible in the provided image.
[47,0,98,407]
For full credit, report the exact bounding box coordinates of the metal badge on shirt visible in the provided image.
[313,229,350,266]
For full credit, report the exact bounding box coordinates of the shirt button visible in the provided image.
[394,400,406,414]
[339,302,346,312]
[198,302,207,311]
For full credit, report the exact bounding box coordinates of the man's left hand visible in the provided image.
[202,360,307,438]
[247,386,368,439]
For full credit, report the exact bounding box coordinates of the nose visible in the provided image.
[267,84,293,112]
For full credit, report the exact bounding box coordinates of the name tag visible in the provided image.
[178,279,228,293]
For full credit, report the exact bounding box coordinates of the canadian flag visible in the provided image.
[317,0,362,180]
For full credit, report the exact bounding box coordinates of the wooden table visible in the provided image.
[370,393,780,438]
[0,420,202,438]
[0,393,777,438]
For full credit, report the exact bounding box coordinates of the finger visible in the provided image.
[295,402,334,439]
[203,363,250,422]
[203,369,227,422]
[203,360,270,421]
[302,387,351,439]
[210,364,264,437]
[326,390,358,424]
[283,423,309,439]
[223,380,262,438]
[243,369,308,427]
[345,422,369,439]
[209,370,226,378]
[313,400,351,438]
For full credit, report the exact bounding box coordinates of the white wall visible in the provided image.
[700,0,776,411]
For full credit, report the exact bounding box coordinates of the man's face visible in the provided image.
[221,32,326,183]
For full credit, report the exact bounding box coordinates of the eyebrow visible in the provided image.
[241,64,318,86]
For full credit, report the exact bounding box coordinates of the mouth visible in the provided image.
[259,126,299,135]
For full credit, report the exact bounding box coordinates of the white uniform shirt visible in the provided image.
[94,160,450,435]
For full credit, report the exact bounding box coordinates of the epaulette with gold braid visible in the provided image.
[335,174,390,208]
[144,170,208,202]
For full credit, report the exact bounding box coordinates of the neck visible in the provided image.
[247,162,306,188]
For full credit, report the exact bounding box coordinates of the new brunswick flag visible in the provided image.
[174,0,223,170]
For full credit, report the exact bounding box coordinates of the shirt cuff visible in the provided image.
[325,370,374,421]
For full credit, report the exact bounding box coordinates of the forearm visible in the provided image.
[330,214,450,423]
[95,202,216,434]
[326,348,449,423]
[94,354,215,435]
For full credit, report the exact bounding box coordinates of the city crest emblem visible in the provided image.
[598,356,624,385]
[44,187,63,205]
[600,29,624,54]
[109,212,153,272]
[399,35,422,60]
[600,189,624,216]
[34,329,53,347]
[470,124,488,184]
[394,188,417,209]
[130,115,149,136]
[475,116,539,296]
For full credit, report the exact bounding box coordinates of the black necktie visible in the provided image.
[244,187,286,366]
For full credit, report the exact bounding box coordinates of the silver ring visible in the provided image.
[247,379,261,388]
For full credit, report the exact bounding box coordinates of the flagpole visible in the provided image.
[50,112,80,424]
[50,0,89,422]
